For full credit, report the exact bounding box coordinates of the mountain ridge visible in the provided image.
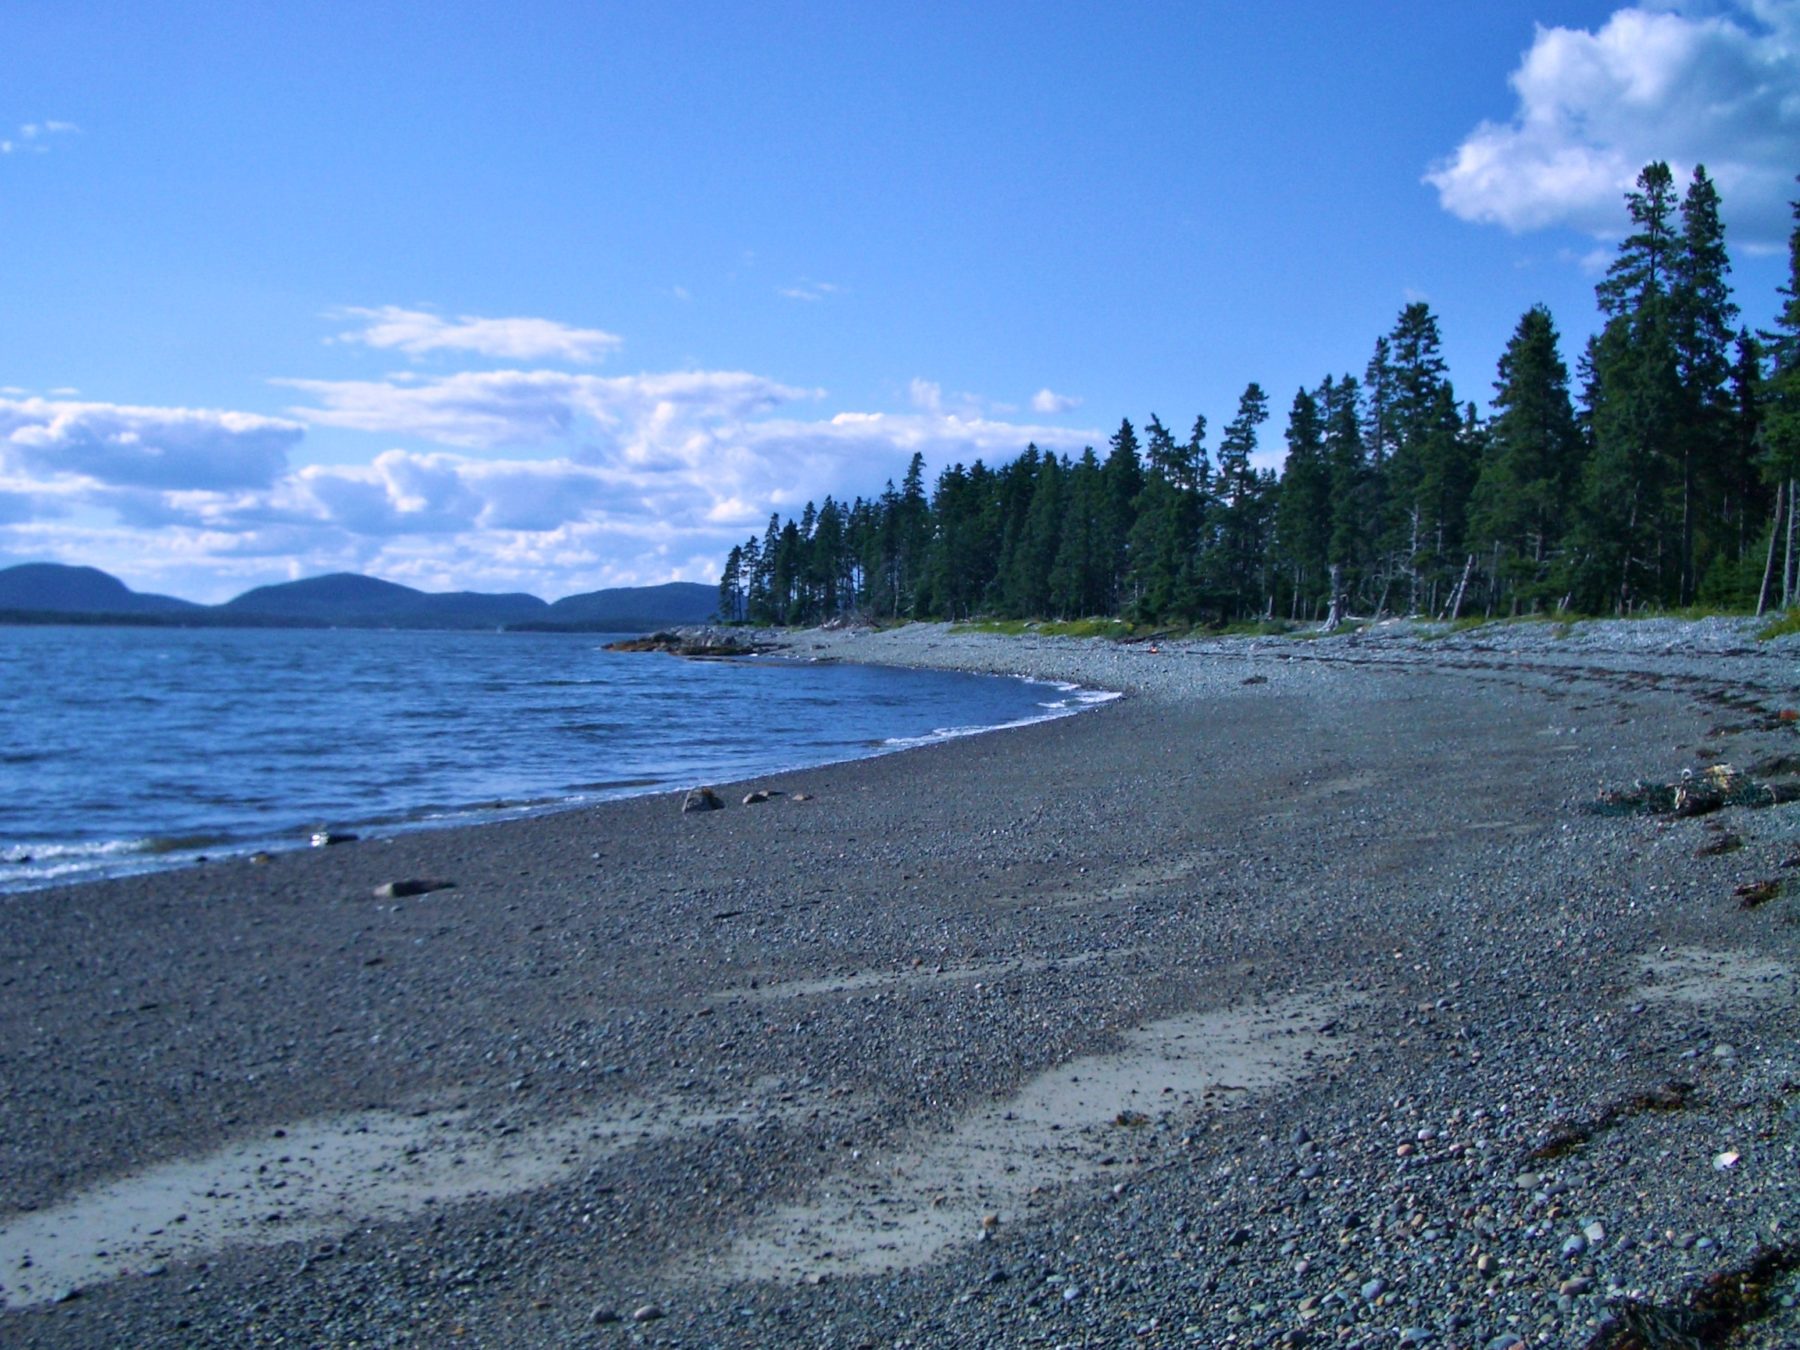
[0,563,717,630]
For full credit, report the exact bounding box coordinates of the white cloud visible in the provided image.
[279,368,819,453]
[1,346,1103,601]
[2,121,78,155]
[1427,3,1800,243]
[0,398,302,491]
[1031,388,1083,414]
[332,306,624,364]
[778,280,842,302]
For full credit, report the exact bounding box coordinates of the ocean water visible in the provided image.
[0,626,1112,894]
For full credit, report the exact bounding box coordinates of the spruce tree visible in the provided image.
[1467,305,1581,612]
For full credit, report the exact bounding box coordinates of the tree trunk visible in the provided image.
[1787,478,1797,611]
[1757,481,1783,617]
[1323,564,1345,632]
[1444,554,1476,622]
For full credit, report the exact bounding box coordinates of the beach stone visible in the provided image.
[631,1302,664,1322]
[1360,1277,1387,1301]
[742,790,771,805]
[681,787,723,814]
[372,878,454,899]
[310,830,358,846]
[590,1306,620,1324]
[1561,1234,1587,1258]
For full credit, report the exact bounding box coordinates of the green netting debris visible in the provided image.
[1592,764,1800,818]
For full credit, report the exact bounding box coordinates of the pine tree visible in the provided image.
[1467,305,1582,612]
[1319,374,1367,620]
[1127,415,1203,621]
[1206,383,1271,617]
[717,544,744,623]
[1274,387,1331,617]
[1671,165,1739,600]
[1575,162,1683,612]
[1099,420,1144,611]
[1050,448,1107,617]
[1758,182,1800,611]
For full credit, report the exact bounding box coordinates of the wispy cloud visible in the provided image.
[778,280,842,302]
[331,306,624,364]
[1031,388,1083,415]
[1426,2,1800,244]
[1,120,80,156]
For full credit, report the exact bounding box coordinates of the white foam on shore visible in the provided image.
[881,678,1120,749]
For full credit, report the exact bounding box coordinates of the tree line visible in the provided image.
[721,163,1800,629]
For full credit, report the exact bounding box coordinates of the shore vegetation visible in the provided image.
[720,165,1800,632]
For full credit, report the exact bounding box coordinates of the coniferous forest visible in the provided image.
[720,164,1800,629]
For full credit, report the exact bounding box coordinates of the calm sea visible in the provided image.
[0,626,1111,894]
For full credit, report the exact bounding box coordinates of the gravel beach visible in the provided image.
[2,617,1798,1348]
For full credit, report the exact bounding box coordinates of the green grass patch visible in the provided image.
[1758,608,1800,641]
[953,617,1138,640]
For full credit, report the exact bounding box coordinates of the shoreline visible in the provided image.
[2,620,1798,1346]
[0,641,1112,898]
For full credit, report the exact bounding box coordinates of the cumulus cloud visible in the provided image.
[332,306,624,364]
[0,398,302,491]
[1031,387,1083,414]
[1427,3,1800,242]
[1,344,1105,601]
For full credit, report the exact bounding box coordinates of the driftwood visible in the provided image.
[1594,764,1800,818]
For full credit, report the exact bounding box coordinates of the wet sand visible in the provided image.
[2,621,1798,1346]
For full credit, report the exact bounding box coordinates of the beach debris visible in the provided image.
[682,787,724,814]
[1734,879,1783,910]
[310,829,359,847]
[1695,831,1743,856]
[1592,764,1799,817]
[742,789,786,805]
[792,792,814,802]
[372,878,455,900]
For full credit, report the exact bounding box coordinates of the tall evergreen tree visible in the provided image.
[1206,383,1271,617]
[1468,305,1581,611]
[1274,387,1331,617]
[1671,165,1739,600]
[1575,162,1683,611]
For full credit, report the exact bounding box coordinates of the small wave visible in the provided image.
[881,685,1118,750]
[4,838,147,865]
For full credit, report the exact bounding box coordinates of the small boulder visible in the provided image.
[682,787,723,814]
[373,878,455,899]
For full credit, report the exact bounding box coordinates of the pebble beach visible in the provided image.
[2,616,1798,1348]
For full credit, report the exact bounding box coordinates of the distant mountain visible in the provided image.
[0,564,719,631]
[221,573,549,627]
[540,581,718,630]
[0,563,203,616]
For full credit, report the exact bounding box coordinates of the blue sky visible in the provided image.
[2,1,1796,602]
